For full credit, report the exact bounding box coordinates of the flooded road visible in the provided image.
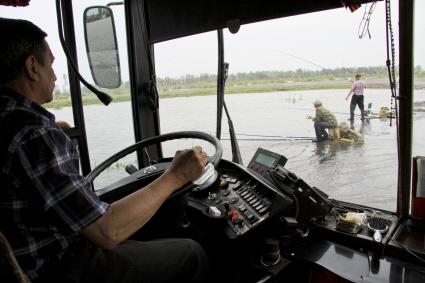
[51,88,425,212]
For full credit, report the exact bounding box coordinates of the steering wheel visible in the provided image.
[86,131,223,196]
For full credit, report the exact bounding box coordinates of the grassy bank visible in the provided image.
[44,79,402,109]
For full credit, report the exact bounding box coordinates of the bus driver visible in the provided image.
[0,17,210,283]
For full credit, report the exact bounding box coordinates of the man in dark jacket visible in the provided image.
[308,100,338,142]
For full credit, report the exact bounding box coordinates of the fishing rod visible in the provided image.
[221,138,313,141]
[217,133,314,141]
[273,50,354,83]
[283,106,364,117]
[221,133,312,139]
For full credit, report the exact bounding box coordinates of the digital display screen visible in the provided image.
[255,152,276,167]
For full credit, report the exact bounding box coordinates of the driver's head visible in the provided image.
[0,18,57,105]
[0,17,47,85]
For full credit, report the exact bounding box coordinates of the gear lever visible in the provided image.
[193,163,218,191]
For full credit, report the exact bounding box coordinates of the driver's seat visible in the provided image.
[0,231,30,283]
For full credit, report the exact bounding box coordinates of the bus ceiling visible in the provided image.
[0,0,381,44]
[144,0,382,44]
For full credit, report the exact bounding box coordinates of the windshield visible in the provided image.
[155,2,425,211]
[2,1,424,211]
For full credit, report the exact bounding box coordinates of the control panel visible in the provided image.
[188,160,293,239]
[248,148,333,229]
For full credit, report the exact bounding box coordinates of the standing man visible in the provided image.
[308,100,338,142]
[346,74,366,121]
[0,18,210,283]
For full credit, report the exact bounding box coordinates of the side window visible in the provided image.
[72,1,136,189]
[412,5,425,198]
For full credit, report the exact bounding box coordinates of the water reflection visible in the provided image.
[313,141,352,164]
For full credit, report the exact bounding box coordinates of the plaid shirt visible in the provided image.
[350,80,366,96]
[0,88,110,280]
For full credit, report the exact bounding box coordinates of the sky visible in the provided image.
[1,0,424,88]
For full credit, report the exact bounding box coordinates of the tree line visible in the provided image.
[69,65,423,95]
[155,65,424,88]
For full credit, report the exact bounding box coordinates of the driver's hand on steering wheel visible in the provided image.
[167,146,208,186]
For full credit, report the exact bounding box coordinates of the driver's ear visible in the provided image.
[24,55,40,82]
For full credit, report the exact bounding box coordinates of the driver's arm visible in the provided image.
[80,147,206,250]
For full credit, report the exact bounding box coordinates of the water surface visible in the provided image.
[51,89,425,211]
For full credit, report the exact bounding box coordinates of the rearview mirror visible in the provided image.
[83,6,121,89]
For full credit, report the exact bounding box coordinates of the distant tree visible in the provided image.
[62,74,69,94]
[122,65,421,89]
[414,65,423,75]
